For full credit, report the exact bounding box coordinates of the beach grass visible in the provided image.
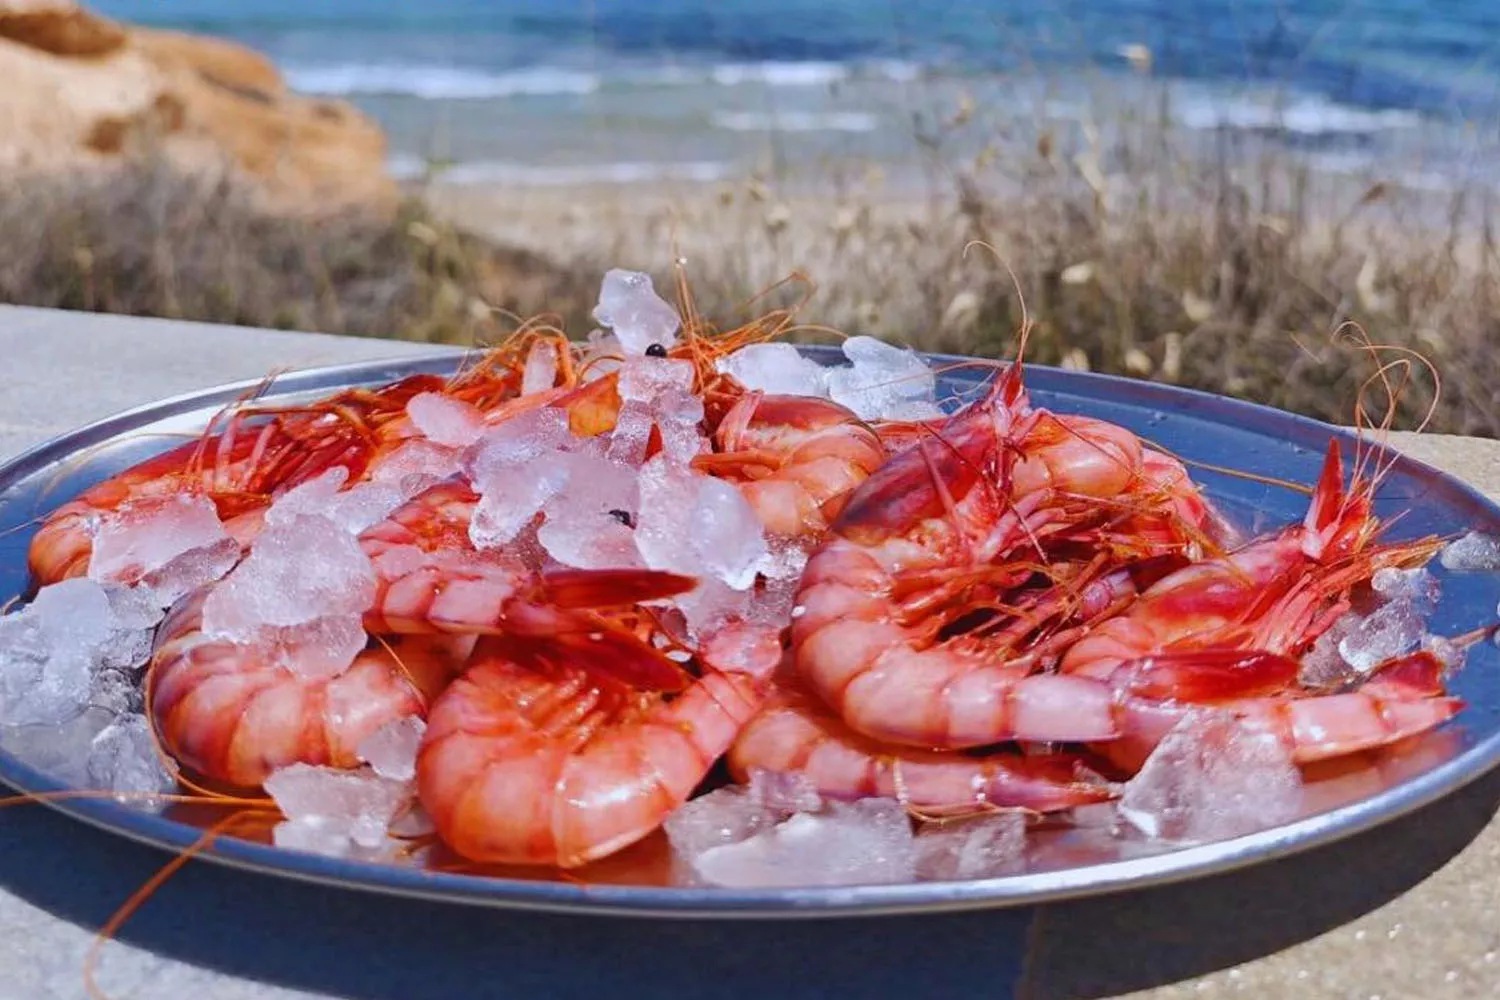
[0,98,1495,437]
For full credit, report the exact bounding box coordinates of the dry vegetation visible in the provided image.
[1,99,1497,436]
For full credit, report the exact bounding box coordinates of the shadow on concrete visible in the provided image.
[1020,763,1500,999]
[0,802,1031,1000]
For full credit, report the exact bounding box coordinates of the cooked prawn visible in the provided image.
[727,677,1113,816]
[416,623,779,867]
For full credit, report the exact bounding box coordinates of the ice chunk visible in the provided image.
[618,357,694,403]
[690,799,916,888]
[522,339,559,395]
[1299,614,1360,691]
[406,392,484,448]
[464,408,573,481]
[688,477,771,590]
[747,767,823,814]
[266,763,412,858]
[356,715,426,782]
[1338,598,1426,673]
[267,467,406,538]
[201,513,375,678]
[827,336,941,421]
[665,785,781,859]
[0,706,116,785]
[1371,567,1439,605]
[605,401,655,468]
[1422,632,1467,673]
[717,343,830,397]
[87,714,177,805]
[537,455,643,569]
[592,269,680,355]
[1119,711,1303,843]
[368,439,463,499]
[470,457,571,550]
[203,514,376,635]
[0,579,116,726]
[87,493,240,605]
[914,812,1027,880]
[1440,532,1500,571]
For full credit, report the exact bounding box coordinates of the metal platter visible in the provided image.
[1,347,1497,918]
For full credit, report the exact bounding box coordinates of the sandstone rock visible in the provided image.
[0,0,395,215]
[0,0,124,58]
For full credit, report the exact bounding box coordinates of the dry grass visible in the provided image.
[0,160,595,344]
[1,98,1497,437]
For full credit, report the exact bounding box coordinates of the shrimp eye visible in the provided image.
[608,508,635,527]
[645,343,668,358]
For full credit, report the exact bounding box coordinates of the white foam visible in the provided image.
[711,111,880,132]
[285,63,599,100]
[710,61,849,88]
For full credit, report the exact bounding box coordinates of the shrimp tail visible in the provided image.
[1109,649,1303,702]
[1300,439,1374,561]
[540,568,697,609]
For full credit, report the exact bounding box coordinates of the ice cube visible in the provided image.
[688,477,771,590]
[203,514,377,638]
[87,714,177,806]
[537,455,644,570]
[592,269,681,355]
[0,706,116,786]
[827,336,939,421]
[1440,532,1500,571]
[605,401,655,468]
[271,616,370,680]
[0,579,115,726]
[273,815,361,858]
[406,392,484,448]
[269,468,407,537]
[465,408,573,480]
[469,456,571,550]
[618,357,695,403]
[87,494,238,599]
[634,457,706,577]
[356,715,426,782]
[1118,711,1303,843]
[717,343,830,397]
[1337,598,1425,674]
[747,768,823,815]
[264,762,411,842]
[1371,567,1439,605]
[914,812,1027,880]
[522,339,559,395]
[664,784,778,859]
[368,439,462,499]
[690,799,916,888]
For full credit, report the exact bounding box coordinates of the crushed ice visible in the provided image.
[265,762,415,861]
[1118,710,1303,843]
[593,269,681,356]
[716,335,944,422]
[201,508,376,679]
[87,494,239,605]
[1300,567,1441,689]
[1440,532,1500,572]
[914,812,1028,880]
[668,771,917,888]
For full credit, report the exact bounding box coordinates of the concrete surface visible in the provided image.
[0,305,1497,1000]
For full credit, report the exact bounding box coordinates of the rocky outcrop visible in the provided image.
[0,1,395,215]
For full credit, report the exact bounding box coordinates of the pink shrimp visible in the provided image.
[727,678,1113,816]
[790,370,1227,751]
[694,391,888,536]
[416,623,780,867]
[148,594,453,787]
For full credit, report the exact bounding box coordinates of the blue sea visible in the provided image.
[94,0,1500,190]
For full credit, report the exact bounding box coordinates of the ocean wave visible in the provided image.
[420,159,734,186]
[285,64,599,99]
[709,59,920,88]
[1174,91,1421,135]
[711,110,880,132]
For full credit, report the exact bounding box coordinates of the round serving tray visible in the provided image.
[1,346,1496,918]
